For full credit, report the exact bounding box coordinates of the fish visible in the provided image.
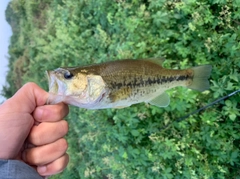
[46,59,212,109]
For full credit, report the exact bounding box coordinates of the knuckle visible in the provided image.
[23,82,39,92]
[58,102,69,114]
[54,154,69,173]
[24,82,36,88]
[63,104,69,115]
[25,149,42,165]
[59,104,69,118]
[54,163,65,173]
[58,138,68,152]
[60,120,69,135]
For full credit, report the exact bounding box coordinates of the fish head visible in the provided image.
[46,67,107,107]
[47,68,88,96]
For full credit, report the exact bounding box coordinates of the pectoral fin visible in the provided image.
[149,92,170,107]
[109,87,132,102]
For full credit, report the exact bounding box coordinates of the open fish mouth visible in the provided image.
[46,71,59,94]
[46,70,66,105]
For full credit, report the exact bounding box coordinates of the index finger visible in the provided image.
[33,103,69,122]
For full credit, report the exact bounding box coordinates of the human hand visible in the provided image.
[0,82,69,176]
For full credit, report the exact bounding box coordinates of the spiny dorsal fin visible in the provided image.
[148,92,170,107]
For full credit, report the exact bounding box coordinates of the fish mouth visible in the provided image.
[46,70,68,105]
[46,70,59,94]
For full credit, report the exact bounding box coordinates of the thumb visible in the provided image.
[6,82,49,113]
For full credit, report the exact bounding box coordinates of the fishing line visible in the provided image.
[159,89,240,131]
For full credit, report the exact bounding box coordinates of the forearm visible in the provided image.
[0,160,43,179]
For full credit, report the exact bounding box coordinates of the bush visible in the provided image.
[4,0,240,178]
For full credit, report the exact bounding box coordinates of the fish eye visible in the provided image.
[64,71,74,79]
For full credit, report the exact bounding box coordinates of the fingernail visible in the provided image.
[37,166,47,174]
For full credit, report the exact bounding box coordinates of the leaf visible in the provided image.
[229,114,236,121]
[122,151,128,159]
[131,129,140,137]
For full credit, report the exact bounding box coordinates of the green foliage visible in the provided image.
[3,0,240,178]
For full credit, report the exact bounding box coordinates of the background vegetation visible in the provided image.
[3,0,240,178]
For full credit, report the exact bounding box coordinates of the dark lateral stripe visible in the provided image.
[110,75,191,89]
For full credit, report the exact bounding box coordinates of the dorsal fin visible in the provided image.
[140,57,166,66]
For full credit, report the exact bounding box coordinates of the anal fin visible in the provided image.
[148,92,170,107]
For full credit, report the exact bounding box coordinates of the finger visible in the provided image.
[33,102,69,123]
[23,138,68,166]
[37,153,69,176]
[28,120,68,145]
[7,82,49,113]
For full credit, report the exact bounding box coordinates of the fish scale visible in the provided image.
[103,65,193,103]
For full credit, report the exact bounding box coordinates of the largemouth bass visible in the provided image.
[46,59,212,109]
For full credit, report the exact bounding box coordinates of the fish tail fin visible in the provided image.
[188,65,212,92]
